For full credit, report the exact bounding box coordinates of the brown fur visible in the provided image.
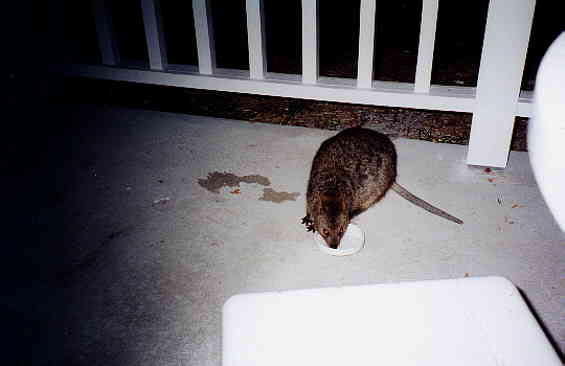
[303,127,462,249]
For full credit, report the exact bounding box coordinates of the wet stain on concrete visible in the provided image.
[198,171,271,193]
[198,172,299,203]
[259,188,300,203]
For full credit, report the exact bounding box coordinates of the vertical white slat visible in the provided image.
[141,0,167,70]
[246,0,267,79]
[192,0,216,75]
[466,0,536,167]
[92,0,119,65]
[414,0,439,93]
[356,0,377,89]
[302,0,318,84]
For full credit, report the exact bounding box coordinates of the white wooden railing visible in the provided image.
[70,0,538,168]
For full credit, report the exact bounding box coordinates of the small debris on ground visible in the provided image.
[488,178,495,183]
[230,189,241,194]
[153,197,171,205]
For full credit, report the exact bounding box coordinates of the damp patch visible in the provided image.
[259,188,300,203]
[198,171,271,193]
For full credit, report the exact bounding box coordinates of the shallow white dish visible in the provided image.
[314,223,365,256]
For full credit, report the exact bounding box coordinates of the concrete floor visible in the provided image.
[12,103,563,365]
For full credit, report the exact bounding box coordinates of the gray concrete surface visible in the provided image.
[15,104,564,365]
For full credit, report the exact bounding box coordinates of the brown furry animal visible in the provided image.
[303,127,463,249]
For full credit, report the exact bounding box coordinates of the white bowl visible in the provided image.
[314,223,365,256]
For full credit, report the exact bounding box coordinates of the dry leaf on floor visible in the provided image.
[153,197,170,205]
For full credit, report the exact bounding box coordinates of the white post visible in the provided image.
[246,0,267,79]
[302,0,318,84]
[356,0,376,89]
[466,0,536,167]
[92,0,119,66]
[414,0,438,93]
[192,0,216,75]
[141,0,167,71]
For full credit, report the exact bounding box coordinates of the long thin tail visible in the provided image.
[391,182,463,224]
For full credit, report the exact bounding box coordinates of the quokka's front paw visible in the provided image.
[301,214,315,232]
